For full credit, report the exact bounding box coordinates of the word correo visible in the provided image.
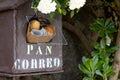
[14,58,60,70]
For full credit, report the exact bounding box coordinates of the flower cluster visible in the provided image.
[32,0,86,15]
[37,0,57,14]
[69,0,86,10]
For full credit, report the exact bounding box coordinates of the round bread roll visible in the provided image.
[30,20,40,30]
[44,25,55,36]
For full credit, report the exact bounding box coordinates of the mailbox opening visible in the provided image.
[26,15,67,45]
[26,15,56,44]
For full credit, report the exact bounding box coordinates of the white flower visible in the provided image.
[37,0,57,14]
[69,0,86,10]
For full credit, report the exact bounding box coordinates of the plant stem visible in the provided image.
[90,71,94,80]
[103,75,107,80]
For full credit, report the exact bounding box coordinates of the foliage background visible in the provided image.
[1,0,120,80]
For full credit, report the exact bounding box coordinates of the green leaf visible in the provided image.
[107,71,115,77]
[56,0,68,5]
[32,0,40,7]
[107,21,115,28]
[58,8,62,15]
[95,60,102,70]
[102,64,109,72]
[90,23,102,32]
[103,66,115,77]
[31,0,40,13]
[62,9,67,15]
[104,57,109,64]
[100,38,106,48]
[96,18,105,27]
[85,59,92,71]
[56,2,61,8]
[83,77,90,80]
[93,56,98,67]
[105,18,111,27]
[79,64,90,74]
[50,12,55,23]
[70,10,74,18]
[82,57,91,71]
[76,9,80,13]
[106,28,117,33]
[90,18,117,38]
[96,70,103,77]
[94,42,100,49]
[82,57,87,63]
[106,46,118,53]
[98,30,105,37]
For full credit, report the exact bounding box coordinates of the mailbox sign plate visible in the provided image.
[13,44,63,74]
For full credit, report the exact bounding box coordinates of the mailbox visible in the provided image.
[0,0,66,77]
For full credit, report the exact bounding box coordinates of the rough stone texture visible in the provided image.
[52,29,86,80]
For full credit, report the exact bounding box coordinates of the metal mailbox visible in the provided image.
[0,0,65,76]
